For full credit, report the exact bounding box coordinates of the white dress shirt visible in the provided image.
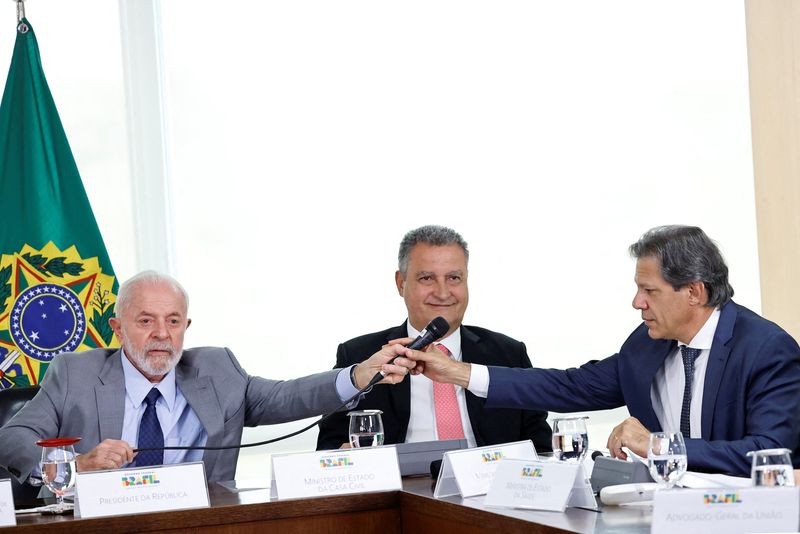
[650,309,720,438]
[404,322,478,448]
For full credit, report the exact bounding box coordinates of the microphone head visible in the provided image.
[427,316,450,339]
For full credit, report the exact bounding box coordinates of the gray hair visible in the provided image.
[398,225,469,276]
[629,225,734,307]
[115,270,190,316]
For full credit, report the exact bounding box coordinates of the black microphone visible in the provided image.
[366,316,450,387]
[591,450,605,461]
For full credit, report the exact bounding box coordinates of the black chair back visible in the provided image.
[0,386,39,427]
[0,386,41,505]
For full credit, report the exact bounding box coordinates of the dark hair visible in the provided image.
[398,225,469,276]
[629,225,733,307]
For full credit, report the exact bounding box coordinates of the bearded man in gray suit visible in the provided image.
[0,271,414,482]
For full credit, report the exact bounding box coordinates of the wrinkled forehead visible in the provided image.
[123,281,188,316]
[634,256,666,283]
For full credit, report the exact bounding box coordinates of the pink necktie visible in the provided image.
[433,344,465,440]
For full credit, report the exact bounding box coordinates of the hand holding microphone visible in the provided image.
[363,316,450,388]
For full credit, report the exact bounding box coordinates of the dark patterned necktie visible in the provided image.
[679,346,701,437]
[135,388,164,467]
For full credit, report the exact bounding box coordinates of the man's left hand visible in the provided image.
[353,343,415,389]
[607,417,651,460]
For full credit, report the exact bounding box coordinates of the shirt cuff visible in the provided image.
[467,363,489,398]
[335,365,362,404]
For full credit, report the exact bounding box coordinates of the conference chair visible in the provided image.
[0,386,41,505]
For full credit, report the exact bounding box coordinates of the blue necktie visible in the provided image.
[135,388,164,467]
[679,346,701,438]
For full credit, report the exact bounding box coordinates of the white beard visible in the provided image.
[123,334,182,377]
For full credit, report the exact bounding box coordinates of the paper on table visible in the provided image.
[622,447,750,488]
[677,472,751,489]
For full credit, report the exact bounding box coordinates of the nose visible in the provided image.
[632,291,647,311]
[433,278,451,301]
[151,319,168,339]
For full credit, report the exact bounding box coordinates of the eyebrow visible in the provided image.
[415,270,464,277]
[135,311,185,318]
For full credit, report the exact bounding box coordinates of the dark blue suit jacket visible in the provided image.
[487,301,800,476]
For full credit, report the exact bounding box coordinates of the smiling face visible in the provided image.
[395,243,468,336]
[109,280,191,382]
[631,256,708,344]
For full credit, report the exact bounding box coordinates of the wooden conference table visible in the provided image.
[9,477,652,533]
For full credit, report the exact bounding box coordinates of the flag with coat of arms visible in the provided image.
[0,17,119,389]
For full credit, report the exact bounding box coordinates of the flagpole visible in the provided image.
[15,0,28,33]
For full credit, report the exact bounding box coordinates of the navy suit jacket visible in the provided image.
[486,301,800,476]
[316,323,553,453]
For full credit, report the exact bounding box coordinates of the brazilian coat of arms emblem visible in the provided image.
[0,242,118,389]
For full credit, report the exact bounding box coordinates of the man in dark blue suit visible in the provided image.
[408,226,800,476]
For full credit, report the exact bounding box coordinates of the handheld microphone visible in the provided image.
[366,316,450,388]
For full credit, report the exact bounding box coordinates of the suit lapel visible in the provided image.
[176,363,223,474]
[636,340,674,431]
[701,302,736,438]
[459,326,486,444]
[96,351,126,441]
[386,323,412,441]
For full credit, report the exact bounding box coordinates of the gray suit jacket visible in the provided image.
[0,347,342,482]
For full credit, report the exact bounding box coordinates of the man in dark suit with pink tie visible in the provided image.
[316,225,552,452]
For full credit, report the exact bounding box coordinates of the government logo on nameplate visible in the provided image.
[75,462,209,519]
[0,479,15,527]
[270,446,401,500]
[433,440,537,499]
[485,459,596,512]
[652,486,800,534]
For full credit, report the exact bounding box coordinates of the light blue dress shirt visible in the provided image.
[120,351,206,465]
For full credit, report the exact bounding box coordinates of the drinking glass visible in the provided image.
[347,410,384,448]
[551,416,589,462]
[747,448,795,487]
[37,437,80,513]
[647,432,687,488]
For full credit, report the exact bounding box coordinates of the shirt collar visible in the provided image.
[406,319,462,361]
[680,308,721,351]
[120,349,177,411]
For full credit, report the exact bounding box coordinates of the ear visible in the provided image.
[109,316,123,343]
[686,281,708,306]
[186,318,192,329]
[395,271,405,297]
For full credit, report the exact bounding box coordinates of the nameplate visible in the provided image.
[485,459,597,512]
[652,486,800,534]
[270,446,401,500]
[434,440,537,499]
[0,479,14,527]
[75,462,209,519]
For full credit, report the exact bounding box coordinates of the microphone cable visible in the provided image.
[134,379,372,453]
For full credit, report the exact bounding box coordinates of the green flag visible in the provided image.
[0,18,119,390]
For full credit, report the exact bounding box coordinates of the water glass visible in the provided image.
[37,437,80,513]
[747,448,794,487]
[648,431,687,488]
[347,410,384,448]
[551,416,589,462]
